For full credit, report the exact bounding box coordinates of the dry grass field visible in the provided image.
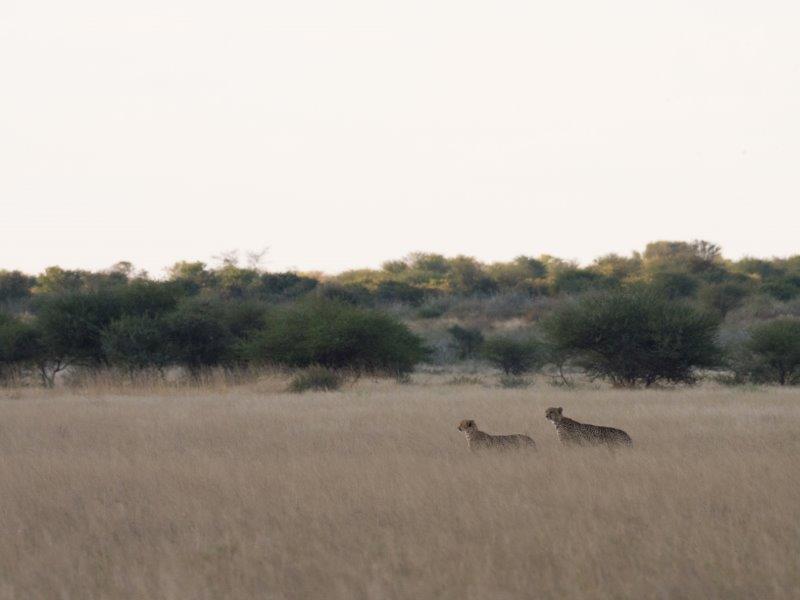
[1,376,799,599]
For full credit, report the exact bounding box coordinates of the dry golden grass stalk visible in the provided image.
[1,380,798,598]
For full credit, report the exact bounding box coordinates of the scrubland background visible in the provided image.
[2,376,798,599]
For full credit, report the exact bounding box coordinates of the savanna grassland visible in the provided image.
[1,377,799,599]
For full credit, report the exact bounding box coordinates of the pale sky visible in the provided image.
[1,1,799,276]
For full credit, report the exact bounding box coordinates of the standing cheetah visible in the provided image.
[545,407,632,448]
[457,419,537,451]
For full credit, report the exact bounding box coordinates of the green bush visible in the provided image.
[643,240,724,277]
[448,325,484,359]
[719,338,760,386]
[417,301,447,319]
[101,315,171,372]
[543,289,720,387]
[240,299,427,375]
[0,314,42,383]
[761,278,800,301]
[32,284,181,372]
[112,281,182,316]
[482,336,543,375]
[220,301,269,340]
[375,281,426,306]
[448,256,498,295]
[550,268,608,295]
[650,271,699,300]
[744,318,800,385]
[700,282,749,317]
[315,283,374,306]
[163,301,232,377]
[0,271,36,306]
[32,291,123,369]
[255,272,318,301]
[288,366,345,392]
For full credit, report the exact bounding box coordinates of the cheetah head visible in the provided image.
[457,419,477,432]
[545,407,564,424]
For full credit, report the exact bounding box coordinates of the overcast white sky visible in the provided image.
[1,1,799,276]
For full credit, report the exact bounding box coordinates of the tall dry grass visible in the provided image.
[1,378,798,599]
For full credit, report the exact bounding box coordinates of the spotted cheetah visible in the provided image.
[457,419,537,451]
[545,407,632,448]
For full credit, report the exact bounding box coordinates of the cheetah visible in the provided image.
[545,407,632,448]
[457,419,537,451]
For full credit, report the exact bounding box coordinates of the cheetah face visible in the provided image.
[458,419,477,432]
[545,407,563,424]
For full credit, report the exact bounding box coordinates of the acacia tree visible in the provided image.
[482,336,543,376]
[237,299,427,375]
[163,301,232,378]
[0,271,36,309]
[31,292,118,385]
[745,318,800,385]
[0,314,42,384]
[31,284,181,385]
[542,288,720,387]
[100,315,171,374]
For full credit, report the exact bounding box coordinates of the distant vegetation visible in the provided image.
[2,240,800,387]
[543,288,720,387]
[723,317,800,385]
[482,336,544,376]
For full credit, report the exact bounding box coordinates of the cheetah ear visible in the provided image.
[557,407,563,415]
